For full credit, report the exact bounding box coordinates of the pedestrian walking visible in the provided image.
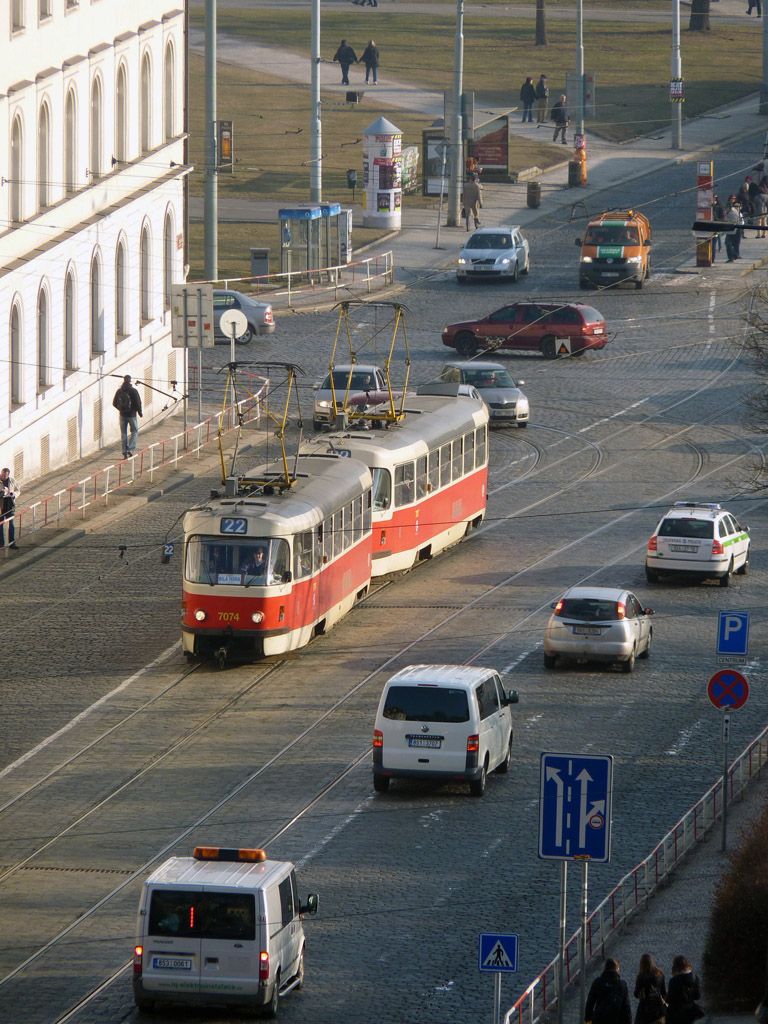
[535,73,549,123]
[585,958,632,1024]
[711,193,725,260]
[755,183,768,237]
[724,196,744,261]
[520,76,536,122]
[333,39,358,85]
[747,0,761,16]
[665,956,704,1024]
[0,467,20,549]
[634,953,667,1024]
[551,94,569,144]
[112,374,143,459]
[361,39,380,83]
[461,172,483,230]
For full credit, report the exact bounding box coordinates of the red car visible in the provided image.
[441,301,608,359]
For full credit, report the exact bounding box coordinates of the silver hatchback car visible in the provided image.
[213,289,275,343]
[457,225,530,283]
[439,361,529,426]
[543,586,654,673]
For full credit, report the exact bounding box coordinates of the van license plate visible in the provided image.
[407,736,442,749]
[152,957,193,971]
[572,626,601,636]
[671,544,697,552]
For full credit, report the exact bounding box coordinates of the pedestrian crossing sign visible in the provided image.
[478,932,519,973]
[556,338,572,355]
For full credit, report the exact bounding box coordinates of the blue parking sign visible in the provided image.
[716,611,749,657]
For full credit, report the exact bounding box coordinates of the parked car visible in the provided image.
[645,501,750,586]
[439,361,529,426]
[543,586,654,672]
[313,364,388,430]
[213,289,275,343]
[457,225,530,283]
[441,301,608,360]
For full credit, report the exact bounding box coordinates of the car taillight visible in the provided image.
[133,946,144,976]
[264,307,274,324]
[554,599,564,616]
[647,536,657,552]
[259,951,270,981]
[373,729,383,749]
[616,602,626,619]
[712,539,724,555]
[467,734,479,753]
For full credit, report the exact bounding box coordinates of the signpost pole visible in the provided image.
[182,288,189,438]
[557,859,567,1024]
[435,141,448,249]
[579,859,589,1023]
[721,711,730,852]
[195,288,204,428]
[493,973,502,1024]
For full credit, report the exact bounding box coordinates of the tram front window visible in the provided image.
[371,467,391,511]
[186,537,290,586]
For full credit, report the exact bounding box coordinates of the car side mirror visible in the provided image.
[643,607,655,616]
[505,689,520,705]
[300,893,319,916]
[575,238,582,247]
[743,524,750,533]
[644,238,651,246]
[517,379,525,386]
[550,601,558,609]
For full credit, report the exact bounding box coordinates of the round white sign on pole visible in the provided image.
[220,309,248,340]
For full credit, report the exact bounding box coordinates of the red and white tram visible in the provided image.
[301,390,489,576]
[181,455,372,662]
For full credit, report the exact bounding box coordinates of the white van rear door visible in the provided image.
[198,888,261,999]
[380,684,471,774]
[141,887,202,996]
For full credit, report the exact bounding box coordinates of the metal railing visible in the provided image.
[504,725,768,1024]
[16,382,268,539]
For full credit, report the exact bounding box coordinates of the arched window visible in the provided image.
[115,239,127,336]
[10,301,22,406]
[163,211,174,309]
[65,89,77,193]
[37,285,49,389]
[90,76,102,179]
[140,53,152,154]
[65,269,76,369]
[140,224,151,322]
[37,101,50,210]
[10,115,22,223]
[90,251,103,354]
[164,42,175,141]
[115,63,127,163]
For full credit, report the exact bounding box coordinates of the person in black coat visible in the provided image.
[634,953,667,1024]
[666,955,704,1024]
[520,76,536,123]
[361,40,379,84]
[585,958,632,1024]
[333,40,358,85]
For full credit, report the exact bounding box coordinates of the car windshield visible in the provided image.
[584,225,639,245]
[323,370,378,391]
[383,685,470,723]
[658,518,714,539]
[558,598,620,622]
[466,233,513,250]
[459,368,516,388]
[185,536,290,586]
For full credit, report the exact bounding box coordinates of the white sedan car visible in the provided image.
[213,289,275,343]
[543,586,654,673]
[457,226,530,283]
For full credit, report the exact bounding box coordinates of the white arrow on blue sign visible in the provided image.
[478,933,519,973]
[539,752,613,862]
[716,611,750,657]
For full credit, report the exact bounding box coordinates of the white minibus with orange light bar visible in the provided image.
[132,846,318,1017]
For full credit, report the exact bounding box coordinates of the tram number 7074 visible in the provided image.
[217,611,241,622]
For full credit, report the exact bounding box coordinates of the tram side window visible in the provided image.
[325,513,336,562]
[315,524,325,568]
[416,456,428,499]
[440,443,452,487]
[353,496,363,542]
[463,431,475,474]
[294,531,313,579]
[452,437,463,481]
[475,425,487,467]
[341,504,351,551]
[364,489,372,532]
[371,467,391,511]
[428,449,440,492]
[395,462,415,507]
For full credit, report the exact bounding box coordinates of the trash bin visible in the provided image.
[696,238,713,267]
[250,247,270,278]
[568,160,582,188]
[527,180,541,209]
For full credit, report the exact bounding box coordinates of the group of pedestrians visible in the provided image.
[333,39,380,85]
[585,954,704,1024]
[518,75,571,144]
[711,167,768,262]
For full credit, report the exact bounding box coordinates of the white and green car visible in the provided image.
[645,502,750,587]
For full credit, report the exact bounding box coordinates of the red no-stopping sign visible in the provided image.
[707,669,749,711]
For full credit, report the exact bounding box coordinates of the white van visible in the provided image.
[372,664,519,797]
[132,846,318,1017]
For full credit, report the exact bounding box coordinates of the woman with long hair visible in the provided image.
[634,953,667,1024]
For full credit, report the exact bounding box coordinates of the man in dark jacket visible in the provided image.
[520,77,536,122]
[112,374,143,459]
[535,74,549,123]
[585,958,632,1024]
[552,94,569,144]
[333,39,358,85]
[361,40,380,84]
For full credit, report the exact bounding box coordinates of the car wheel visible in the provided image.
[457,275,468,286]
[719,559,734,587]
[737,547,750,575]
[373,774,390,793]
[579,277,590,290]
[518,420,528,428]
[470,760,487,797]
[622,647,636,674]
[543,652,557,669]
[522,256,530,275]
[635,276,644,291]
[266,971,280,1018]
[510,261,519,283]
[236,325,254,344]
[456,332,479,358]
[312,419,324,432]
[541,337,557,360]
[639,629,652,659]
[645,566,658,583]
[495,734,513,774]
[135,997,155,1014]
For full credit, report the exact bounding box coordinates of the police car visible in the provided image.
[645,502,750,586]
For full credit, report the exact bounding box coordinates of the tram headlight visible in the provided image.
[251,611,265,624]
[194,609,207,622]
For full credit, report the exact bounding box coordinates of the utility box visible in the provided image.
[339,208,353,264]
[250,247,270,278]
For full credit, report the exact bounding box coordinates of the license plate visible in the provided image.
[601,272,620,277]
[152,957,193,971]
[671,544,697,552]
[572,626,602,636]
[407,735,442,749]
[593,328,604,334]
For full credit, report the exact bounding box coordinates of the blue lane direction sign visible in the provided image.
[716,611,750,658]
[479,933,519,973]
[539,752,614,862]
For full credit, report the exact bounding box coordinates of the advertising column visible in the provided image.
[362,116,403,229]
[696,160,714,267]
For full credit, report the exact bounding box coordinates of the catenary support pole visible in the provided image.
[576,0,585,139]
[435,141,448,248]
[671,0,683,149]
[310,0,322,202]
[204,0,218,280]
[447,0,464,227]
[762,0,768,113]
[579,859,589,1023]
[557,860,568,1024]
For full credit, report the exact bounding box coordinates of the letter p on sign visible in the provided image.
[716,611,749,657]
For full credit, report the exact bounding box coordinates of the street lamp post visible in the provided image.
[761,0,768,113]
[204,0,218,281]
[576,0,585,140]
[310,0,322,202]
[671,0,683,148]
[447,0,464,228]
